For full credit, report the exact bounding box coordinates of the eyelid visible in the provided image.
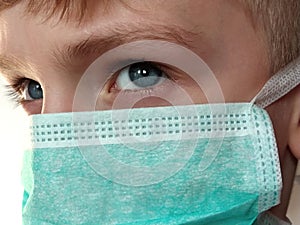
[153,62,182,82]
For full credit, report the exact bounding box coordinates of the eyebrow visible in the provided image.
[53,23,198,71]
[0,23,199,79]
[0,54,36,81]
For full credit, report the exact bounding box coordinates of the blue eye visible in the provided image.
[23,80,43,100]
[116,62,166,90]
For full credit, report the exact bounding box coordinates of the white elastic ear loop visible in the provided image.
[251,57,300,108]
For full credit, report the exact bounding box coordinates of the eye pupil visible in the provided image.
[28,80,43,100]
[129,62,163,87]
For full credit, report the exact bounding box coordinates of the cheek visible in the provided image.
[266,101,292,159]
[182,1,270,103]
[130,97,172,108]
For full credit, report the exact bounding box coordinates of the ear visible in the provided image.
[288,86,300,159]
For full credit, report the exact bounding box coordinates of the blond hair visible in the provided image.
[1,0,300,73]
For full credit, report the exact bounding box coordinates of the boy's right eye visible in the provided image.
[4,78,44,115]
[23,79,43,100]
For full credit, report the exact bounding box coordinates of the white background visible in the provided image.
[0,82,25,224]
[0,80,299,224]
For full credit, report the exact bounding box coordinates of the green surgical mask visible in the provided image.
[21,42,300,224]
[22,102,280,225]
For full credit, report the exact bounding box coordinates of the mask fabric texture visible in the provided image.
[22,103,281,225]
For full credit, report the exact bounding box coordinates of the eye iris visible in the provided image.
[129,62,163,88]
[28,80,43,99]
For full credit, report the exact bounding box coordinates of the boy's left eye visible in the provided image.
[115,62,166,90]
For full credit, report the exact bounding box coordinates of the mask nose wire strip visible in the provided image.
[251,56,300,108]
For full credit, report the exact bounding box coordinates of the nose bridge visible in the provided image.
[40,64,108,114]
[41,79,102,114]
[41,82,77,114]
[42,92,74,114]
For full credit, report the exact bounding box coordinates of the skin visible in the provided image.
[0,0,299,222]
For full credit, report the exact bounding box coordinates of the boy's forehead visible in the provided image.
[1,1,238,20]
[0,1,246,56]
[0,1,244,35]
[0,1,206,62]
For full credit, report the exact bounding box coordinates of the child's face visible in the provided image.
[0,0,299,219]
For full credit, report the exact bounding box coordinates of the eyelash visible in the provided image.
[3,77,28,107]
